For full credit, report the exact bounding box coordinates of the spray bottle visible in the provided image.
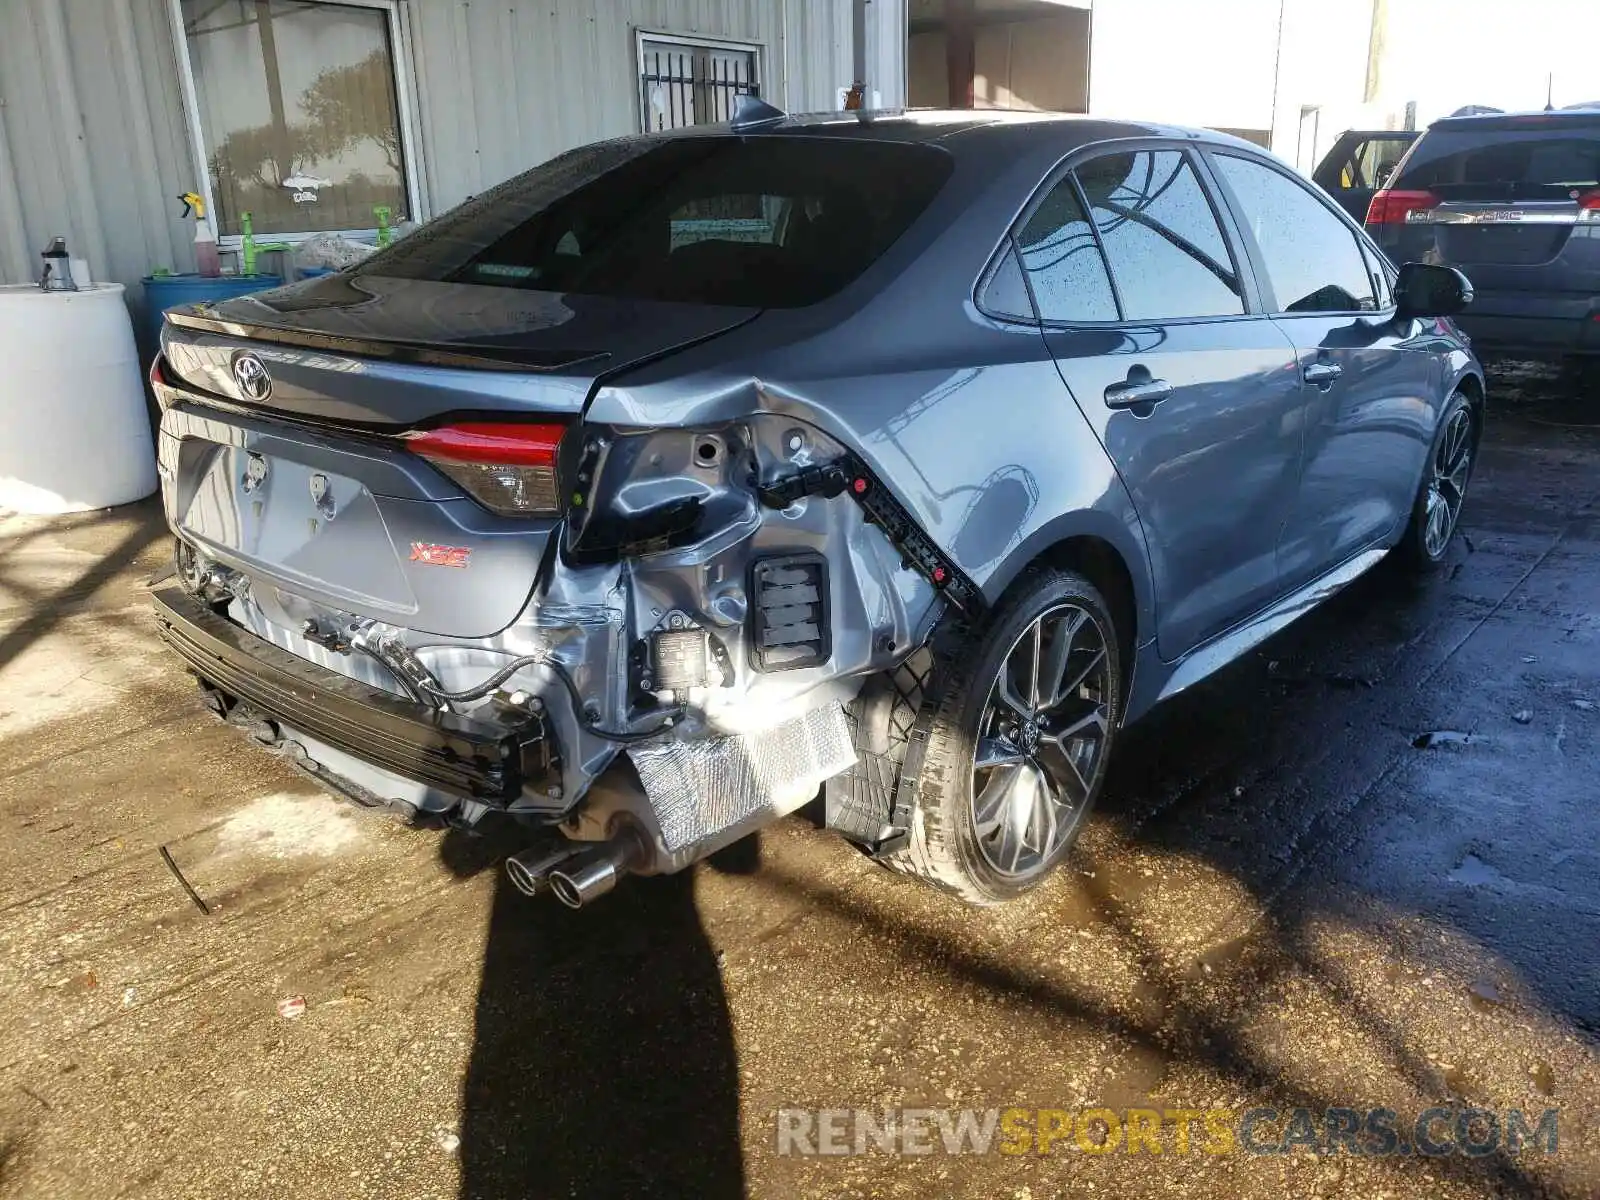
[178,192,221,277]
[238,212,290,277]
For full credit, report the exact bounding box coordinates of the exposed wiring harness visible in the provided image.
[365,641,681,743]
[351,641,431,707]
[410,653,548,704]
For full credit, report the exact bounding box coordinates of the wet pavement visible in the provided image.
[0,363,1596,1199]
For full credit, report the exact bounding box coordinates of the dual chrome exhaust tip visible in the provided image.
[504,832,643,908]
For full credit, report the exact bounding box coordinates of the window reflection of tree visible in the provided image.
[1021,221,1101,275]
[1019,185,1102,276]
[1077,154,1240,297]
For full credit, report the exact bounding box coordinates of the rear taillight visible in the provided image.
[1365,188,1440,226]
[404,422,567,517]
[1579,189,1600,214]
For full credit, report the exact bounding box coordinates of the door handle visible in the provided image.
[1103,378,1173,409]
[1303,362,1343,386]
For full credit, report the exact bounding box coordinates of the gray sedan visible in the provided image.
[150,103,1483,906]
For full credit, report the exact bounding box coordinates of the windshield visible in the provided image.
[361,135,953,307]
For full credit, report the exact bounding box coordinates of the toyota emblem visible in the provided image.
[231,352,272,402]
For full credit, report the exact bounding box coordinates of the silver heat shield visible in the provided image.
[627,704,856,852]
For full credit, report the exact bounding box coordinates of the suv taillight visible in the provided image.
[1366,188,1440,226]
[404,422,567,517]
[1579,189,1600,212]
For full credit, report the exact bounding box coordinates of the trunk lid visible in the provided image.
[157,274,758,638]
[160,273,758,426]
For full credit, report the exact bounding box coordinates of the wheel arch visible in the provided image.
[980,512,1153,692]
[1442,368,1487,469]
[1454,367,1486,422]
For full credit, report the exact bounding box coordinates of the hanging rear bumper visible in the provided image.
[151,585,557,803]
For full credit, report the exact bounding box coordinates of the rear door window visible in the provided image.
[1214,153,1377,314]
[1072,150,1245,320]
[1015,178,1120,322]
[1333,136,1413,190]
[363,137,953,308]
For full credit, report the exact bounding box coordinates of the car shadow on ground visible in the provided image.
[440,822,749,1200]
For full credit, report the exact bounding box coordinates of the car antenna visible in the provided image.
[730,94,787,132]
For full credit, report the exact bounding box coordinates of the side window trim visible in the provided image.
[974,235,1041,325]
[1203,147,1379,317]
[1358,237,1396,312]
[1066,170,1126,320]
[1185,145,1269,315]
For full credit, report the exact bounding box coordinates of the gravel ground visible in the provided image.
[0,363,1595,1199]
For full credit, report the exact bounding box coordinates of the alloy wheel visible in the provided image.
[1424,406,1474,558]
[970,602,1113,878]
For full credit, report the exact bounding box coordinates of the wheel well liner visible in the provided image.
[1030,537,1137,686]
[1453,369,1487,449]
[984,509,1150,638]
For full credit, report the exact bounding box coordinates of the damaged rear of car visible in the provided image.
[152,117,996,904]
[153,110,1482,908]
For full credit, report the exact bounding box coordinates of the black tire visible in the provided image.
[1558,356,1600,395]
[879,568,1123,904]
[1398,389,1478,570]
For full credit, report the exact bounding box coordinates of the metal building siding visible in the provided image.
[0,0,195,298]
[0,0,902,289]
[407,0,873,215]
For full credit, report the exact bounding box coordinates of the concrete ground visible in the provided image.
[1,363,1596,1200]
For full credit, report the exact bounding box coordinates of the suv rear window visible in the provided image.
[362,136,953,307]
[1396,126,1600,199]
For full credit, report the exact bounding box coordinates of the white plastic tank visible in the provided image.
[0,283,158,513]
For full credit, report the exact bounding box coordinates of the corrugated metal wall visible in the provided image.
[0,0,905,312]
[406,0,903,212]
[0,0,199,306]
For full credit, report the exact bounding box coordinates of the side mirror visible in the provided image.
[1394,262,1473,319]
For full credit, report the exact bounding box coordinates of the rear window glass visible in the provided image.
[361,136,953,307]
[1398,129,1600,191]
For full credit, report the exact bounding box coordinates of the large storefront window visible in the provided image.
[177,0,413,237]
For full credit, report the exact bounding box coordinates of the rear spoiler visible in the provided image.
[164,308,611,374]
[1430,113,1600,132]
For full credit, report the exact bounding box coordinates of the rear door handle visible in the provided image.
[1103,378,1174,409]
[1303,362,1343,386]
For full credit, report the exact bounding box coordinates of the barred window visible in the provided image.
[637,32,761,133]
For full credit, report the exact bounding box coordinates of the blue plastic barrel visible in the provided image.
[141,273,283,351]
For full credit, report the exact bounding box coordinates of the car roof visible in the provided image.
[650,108,1273,156]
[1428,109,1600,133]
